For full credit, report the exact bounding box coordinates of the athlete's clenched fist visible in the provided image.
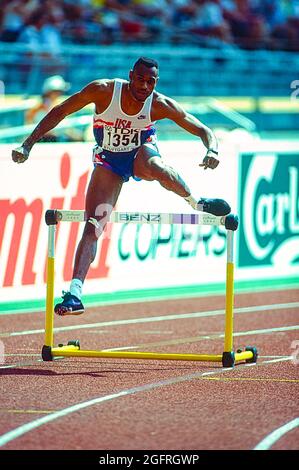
[12,145,30,164]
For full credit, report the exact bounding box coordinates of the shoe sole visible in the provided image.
[54,308,85,316]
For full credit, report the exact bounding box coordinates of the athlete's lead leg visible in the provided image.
[134,145,191,197]
[133,144,231,216]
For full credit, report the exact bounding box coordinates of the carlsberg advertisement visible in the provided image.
[238,142,299,280]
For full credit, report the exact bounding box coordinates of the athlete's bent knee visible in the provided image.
[84,217,106,239]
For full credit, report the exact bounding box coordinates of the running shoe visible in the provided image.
[198,198,231,216]
[54,291,84,316]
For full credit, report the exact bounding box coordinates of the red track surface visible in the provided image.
[0,288,298,450]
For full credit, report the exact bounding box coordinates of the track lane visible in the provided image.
[0,289,298,449]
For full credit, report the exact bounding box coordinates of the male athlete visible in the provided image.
[12,57,231,316]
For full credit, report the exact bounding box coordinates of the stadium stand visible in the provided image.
[0,1,298,137]
[1,42,299,97]
[1,1,299,51]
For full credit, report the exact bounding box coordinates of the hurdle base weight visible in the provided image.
[42,345,53,361]
[245,346,258,363]
[67,340,81,348]
[222,351,235,368]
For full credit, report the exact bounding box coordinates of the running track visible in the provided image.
[0,288,298,450]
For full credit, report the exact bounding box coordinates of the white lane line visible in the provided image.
[0,356,293,448]
[201,357,291,375]
[253,417,299,450]
[234,325,299,336]
[0,362,40,370]
[259,355,290,359]
[4,354,40,357]
[248,356,294,367]
[1,302,298,338]
[0,357,62,370]
[104,325,299,351]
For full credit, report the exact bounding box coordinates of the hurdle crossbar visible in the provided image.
[51,209,230,226]
[42,209,257,367]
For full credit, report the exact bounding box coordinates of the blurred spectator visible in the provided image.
[0,0,298,51]
[190,0,234,47]
[130,0,171,41]
[17,8,62,56]
[99,8,122,43]
[270,0,299,51]
[0,0,39,42]
[221,0,268,49]
[172,0,196,28]
[26,75,83,141]
[253,0,286,28]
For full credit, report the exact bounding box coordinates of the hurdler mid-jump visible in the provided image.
[12,57,231,315]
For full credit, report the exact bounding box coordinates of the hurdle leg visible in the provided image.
[222,230,235,367]
[42,224,55,361]
[222,229,255,366]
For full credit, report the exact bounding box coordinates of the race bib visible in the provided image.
[102,126,141,152]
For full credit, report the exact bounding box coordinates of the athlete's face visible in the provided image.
[129,65,158,102]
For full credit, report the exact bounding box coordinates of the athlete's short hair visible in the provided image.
[133,57,159,71]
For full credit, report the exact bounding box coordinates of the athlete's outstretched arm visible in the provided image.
[12,81,105,163]
[154,96,219,170]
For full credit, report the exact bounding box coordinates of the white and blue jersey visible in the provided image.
[93,79,157,182]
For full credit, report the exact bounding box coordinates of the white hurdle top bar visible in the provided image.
[52,209,228,227]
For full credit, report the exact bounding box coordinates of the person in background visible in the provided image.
[26,75,83,141]
[17,8,63,56]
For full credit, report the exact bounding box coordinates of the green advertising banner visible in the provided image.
[238,150,299,270]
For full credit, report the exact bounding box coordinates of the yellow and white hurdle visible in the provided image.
[42,209,258,367]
